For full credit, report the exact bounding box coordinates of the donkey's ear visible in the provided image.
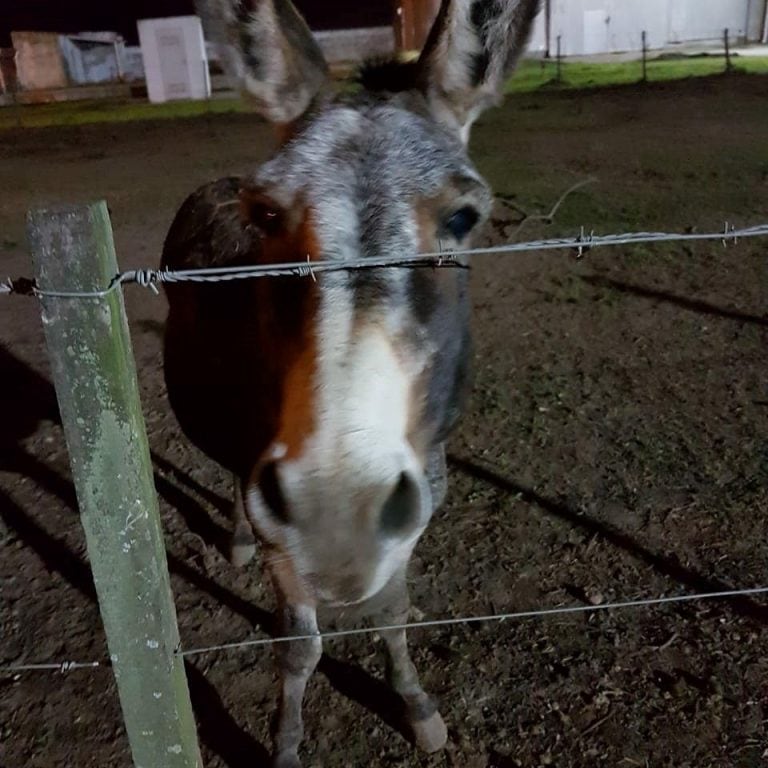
[201,0,329,124]
[418,0,541,142]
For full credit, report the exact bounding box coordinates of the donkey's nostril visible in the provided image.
[380,471,420,535]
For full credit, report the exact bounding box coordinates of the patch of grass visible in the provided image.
[0,96,248,130]
[507,55,768,93]
[1,55,766,131]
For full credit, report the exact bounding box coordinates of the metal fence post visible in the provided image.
[724,27,733,72]
[556,34,563,84]
[641,30,648,83]
[27,202,202,768]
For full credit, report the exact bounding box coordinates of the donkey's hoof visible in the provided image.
[411,711,448,753]
[272,749,301,768]
[229,539,256,568]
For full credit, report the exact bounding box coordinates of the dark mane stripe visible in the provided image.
[356,57,421,93]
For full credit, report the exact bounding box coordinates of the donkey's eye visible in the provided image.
[248,203,283,236]
[239,189,284,236]
[258,461,290,524]
[443,206,480,241]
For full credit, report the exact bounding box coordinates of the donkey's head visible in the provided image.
[208,0,540,606]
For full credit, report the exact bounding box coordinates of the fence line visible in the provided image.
[2,222,767,300]
[3,212,767,714]
[4,584,768,675]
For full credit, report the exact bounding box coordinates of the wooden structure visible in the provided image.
[28,202,202,768]
[394,0,441,52]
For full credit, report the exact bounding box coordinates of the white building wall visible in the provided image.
[531,0,765,56]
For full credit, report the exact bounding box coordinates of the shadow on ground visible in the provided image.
[449,455,768,625]
[0,343,412,764]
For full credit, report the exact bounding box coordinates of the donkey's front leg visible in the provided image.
[229,474,256,567]
[426,442,448,511]
[377,573,447,753]
[272,600,322,768]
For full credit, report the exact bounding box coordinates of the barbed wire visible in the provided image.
[3,584,767,675]
[2,221,766,300]
[3,660,102,673]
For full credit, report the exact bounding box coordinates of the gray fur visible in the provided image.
[201,0,329,123]
[163,2,539,765]
[419,0,542,138]
[251,96,491,258]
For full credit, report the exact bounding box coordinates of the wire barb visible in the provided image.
[305,254,317,282]
[722,221,738,247]
[132,269,160,294]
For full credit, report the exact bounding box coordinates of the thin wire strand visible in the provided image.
[177,586,768,657]
[4,222,767,300]
[6,585,763,674]
[4,660,101,674]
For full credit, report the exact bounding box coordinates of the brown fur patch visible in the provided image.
[413,194,470,304]
[270,211,321,460]
[406,376,432,465]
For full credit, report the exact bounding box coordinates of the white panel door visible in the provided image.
[583,9,608,54]
[138,16,210,103]
[156,27,190,100]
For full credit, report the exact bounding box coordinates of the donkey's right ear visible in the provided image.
[200,0,329,125]
[418,0,541,143]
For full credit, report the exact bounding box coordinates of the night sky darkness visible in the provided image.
[0,1,392,46]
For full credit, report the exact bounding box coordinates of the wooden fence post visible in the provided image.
[27,202,202,768]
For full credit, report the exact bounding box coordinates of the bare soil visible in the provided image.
[1,74,767,768]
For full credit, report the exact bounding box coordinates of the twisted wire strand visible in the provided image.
[2,222,765,300]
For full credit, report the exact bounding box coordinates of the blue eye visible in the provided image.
[444,206,480,241]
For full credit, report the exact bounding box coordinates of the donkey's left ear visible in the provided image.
[200,0,330,125]
[418,0,541,142]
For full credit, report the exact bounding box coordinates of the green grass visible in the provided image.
[506,54,768,93]
[1,54,766,130]
[0,95,247,130]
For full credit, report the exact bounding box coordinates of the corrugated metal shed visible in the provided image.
[59,32,125,85]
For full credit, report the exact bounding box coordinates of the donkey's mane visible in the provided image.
[356,57,421,93]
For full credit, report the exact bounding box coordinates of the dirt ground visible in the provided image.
[1,74,767,768]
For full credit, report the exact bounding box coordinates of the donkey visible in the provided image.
[161,1,540,765]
